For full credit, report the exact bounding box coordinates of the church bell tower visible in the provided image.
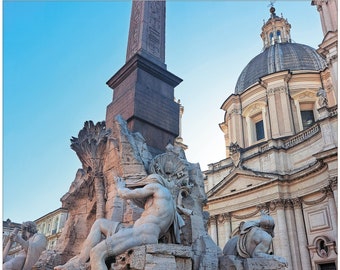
[106,0,182,155]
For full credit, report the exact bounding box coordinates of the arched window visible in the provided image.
[276,30,281,42]
[269,32,274,45]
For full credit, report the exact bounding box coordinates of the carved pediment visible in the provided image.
[207,168,275,198]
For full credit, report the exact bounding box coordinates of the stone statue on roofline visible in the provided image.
[3,221,47,270]
[317,87,328,107]
[220,211,288,269]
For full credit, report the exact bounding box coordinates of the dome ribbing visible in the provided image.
[234,42,327,94]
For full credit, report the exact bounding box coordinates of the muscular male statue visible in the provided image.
[3,221,47,270]
[55,174,183,270]
[223,212,287,267]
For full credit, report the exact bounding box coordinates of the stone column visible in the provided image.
[224,213,232,243]
[294,99,303,131]
[261,107,268,139]
[316,5,327,34]
[217,214,225,248]
[267,88,280,138]
[209,216,218,244]
[292,198,312,270]
[245,116,253,145]
[217,213,232,248]
[273,199,293,269]
[285,200,302,270]
[279,86,294,135]
[322,3,335,33]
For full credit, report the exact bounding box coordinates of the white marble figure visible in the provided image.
[3,221,47,270]
[54,174,184,270]
[223,212,287,267]
[317,87,328,107]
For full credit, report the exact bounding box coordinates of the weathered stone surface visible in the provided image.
[33,250,64,270]
[145,253,176,269]
[50,116,220,270]
[244,258,287,270]
[219,255,287,270]
[219,255,244,270]
[110,244,192,270]
[145,244,192,257]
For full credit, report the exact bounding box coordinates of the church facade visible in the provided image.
[204,2,337,270]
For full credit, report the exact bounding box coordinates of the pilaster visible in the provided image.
[272,199,293,269]
[285,199,302,270]
[292,198,312,270]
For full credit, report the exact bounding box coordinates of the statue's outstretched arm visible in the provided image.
[115,177,155,200]
[12,234,29,251]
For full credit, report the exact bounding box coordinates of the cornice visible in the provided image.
[106,54,182,89]
[206,158,328,204]
[206,167,276,198]
[208,181,336,218]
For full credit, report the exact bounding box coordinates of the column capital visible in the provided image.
[291,197,303,208]
[321,185,334,198]
[208,215,217,226]
[285,199,294,210]
[329,177,338,191]
[272,198,286,210]
[256,203,270,212]
[217,213,231,224]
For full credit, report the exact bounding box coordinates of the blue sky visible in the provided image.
[3,1,323,222]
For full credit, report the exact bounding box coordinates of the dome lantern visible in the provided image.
[234,6,327,94]
[260,6,292,49]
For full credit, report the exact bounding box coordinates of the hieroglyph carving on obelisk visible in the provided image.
[126,0,165,66]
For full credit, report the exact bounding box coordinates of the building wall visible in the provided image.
[35,208,68,250]
[205,3,337,270]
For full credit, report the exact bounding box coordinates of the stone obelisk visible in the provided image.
[106,0,182,155]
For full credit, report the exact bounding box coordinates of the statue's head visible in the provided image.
[21,221,38,239]
[259,213,275,237]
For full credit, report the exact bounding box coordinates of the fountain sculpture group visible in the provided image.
[3,116,287,270]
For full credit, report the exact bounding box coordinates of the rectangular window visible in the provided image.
[255,120,265,141]
[301,110,315,129]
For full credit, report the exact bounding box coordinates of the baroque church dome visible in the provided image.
[234,7,327,94]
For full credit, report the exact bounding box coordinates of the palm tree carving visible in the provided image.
[70,121,111,219]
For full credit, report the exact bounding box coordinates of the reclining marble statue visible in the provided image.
[3,221,47,270]
[55,173,185,270]
[222,211,288,268]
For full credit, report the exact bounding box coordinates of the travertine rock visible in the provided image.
[110,244,192,270]
[219,255,288,270]
[50,116,220,269]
